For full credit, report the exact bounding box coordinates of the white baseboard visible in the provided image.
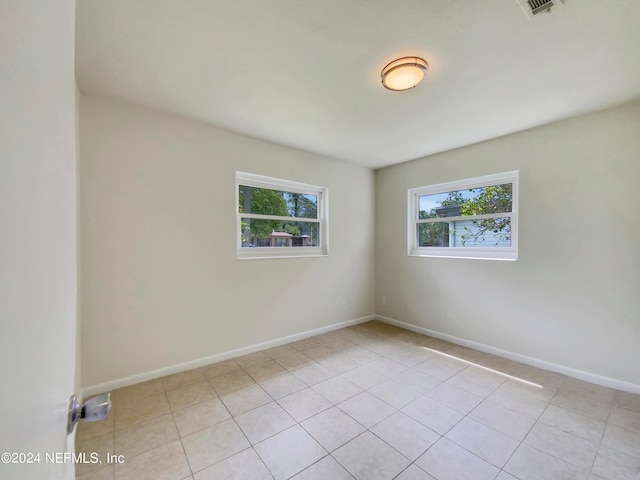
[376,315,640,395]
[82,315,375,397]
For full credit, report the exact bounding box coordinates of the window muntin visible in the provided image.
[236,172,328,259]
[409,171,518,260]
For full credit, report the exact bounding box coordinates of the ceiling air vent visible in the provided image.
[517,0,562,18]
[528,0,554,15]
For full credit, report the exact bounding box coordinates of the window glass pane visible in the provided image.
[240,218,319,248]
[239,186,318,219]
[418,217,511,248]
[418,222,450,247]
[418,183,513,219]
[454,216,511,247]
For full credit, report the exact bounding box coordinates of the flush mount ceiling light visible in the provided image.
[381,56,428,91]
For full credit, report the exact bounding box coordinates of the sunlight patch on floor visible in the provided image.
[422,347,544,389]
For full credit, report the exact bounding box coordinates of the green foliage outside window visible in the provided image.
[460,184,512,246]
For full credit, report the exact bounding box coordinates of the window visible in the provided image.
[408,171,518,260]
[236,172,328,259]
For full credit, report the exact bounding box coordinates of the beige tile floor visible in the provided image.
[75,321,640,480]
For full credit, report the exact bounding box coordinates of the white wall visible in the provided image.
[0,1,78,478]
[80,95,375,388]
[376,101,640,388]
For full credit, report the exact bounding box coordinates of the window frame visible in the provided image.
[408,170,519,261]
[236,171,329,260]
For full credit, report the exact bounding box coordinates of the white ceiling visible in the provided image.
[76,0,640,169]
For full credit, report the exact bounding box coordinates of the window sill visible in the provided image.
[237,247,328,260]
[409,248,517,261]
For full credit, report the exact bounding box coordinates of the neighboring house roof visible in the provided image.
[434,205,462,217]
